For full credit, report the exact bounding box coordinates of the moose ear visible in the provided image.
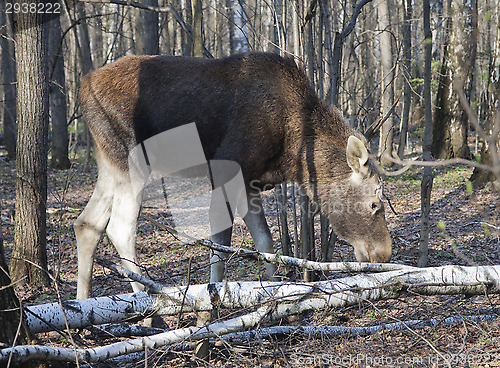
[346,136,369,175]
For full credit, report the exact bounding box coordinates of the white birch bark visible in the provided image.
[25,292,155,333]
[23,265,500,334]
[2,306,272,363]
[4,272,499,364]
[222,314,498,342]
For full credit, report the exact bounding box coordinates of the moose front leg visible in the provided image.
[208,189,278,282]
[243,189,278,281]
[209,227,233,282]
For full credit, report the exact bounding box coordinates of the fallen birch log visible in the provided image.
[90,314,498,340]
[25,292,156,334]
[222,314,498,342]
[24,264,500,333]
[3,296,500,363]
[1,305,273,363]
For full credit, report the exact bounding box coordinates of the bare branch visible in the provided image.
[371,154,494,177]
[364,95,400,141]
[340,0,374,39]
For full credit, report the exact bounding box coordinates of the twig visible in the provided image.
[176,256,192,330]
[365,96,400,141]
[372,154,493,177]
[95,258,164,293]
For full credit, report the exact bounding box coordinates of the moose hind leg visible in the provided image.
[244,190,278,281]
[75,176,113,299]
[105,179,144,293]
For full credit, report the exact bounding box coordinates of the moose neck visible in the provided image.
[285,103,355,194]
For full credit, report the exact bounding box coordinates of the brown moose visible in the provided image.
[75,52,392,299]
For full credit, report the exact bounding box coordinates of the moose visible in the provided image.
[75,52,392,300]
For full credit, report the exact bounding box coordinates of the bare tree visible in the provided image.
[419,0,434,268]
[397,0,412,158]
[49,15,70,169]
[9,0,50,286]
[0,3,16,161]
[377,0,395,166]
[431,0,477,159]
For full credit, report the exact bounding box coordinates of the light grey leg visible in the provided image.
[75,173,113,299]
[105,177,144,294]
[198,200,233,359]
[243,190,278,281]
[106,176,163,327]
[209,227,232,283]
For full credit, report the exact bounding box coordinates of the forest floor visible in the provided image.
[1,152,499,367]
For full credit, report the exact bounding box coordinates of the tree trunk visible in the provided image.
[122,7,136,56]
[213,0,223,56]
[181,0,193,56]
[398,0,412,159]
[431,0,476,159]
[4,264,498,340]
[359,1,376,135]
[76,2,94,170]
[471,0,499,187]
[49,15,70,170]
[191,0,203,57]
[227,0,235,55]
[90,5,106,64]
[277,183,291,257]
[0,5,16,161]
[160,4,172,55]
[9,0,50,287]
[419,0,434,268]
[377,0,395,166]
[300,193,314,281]
[143,0,160,55]
[302,8,316,281]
